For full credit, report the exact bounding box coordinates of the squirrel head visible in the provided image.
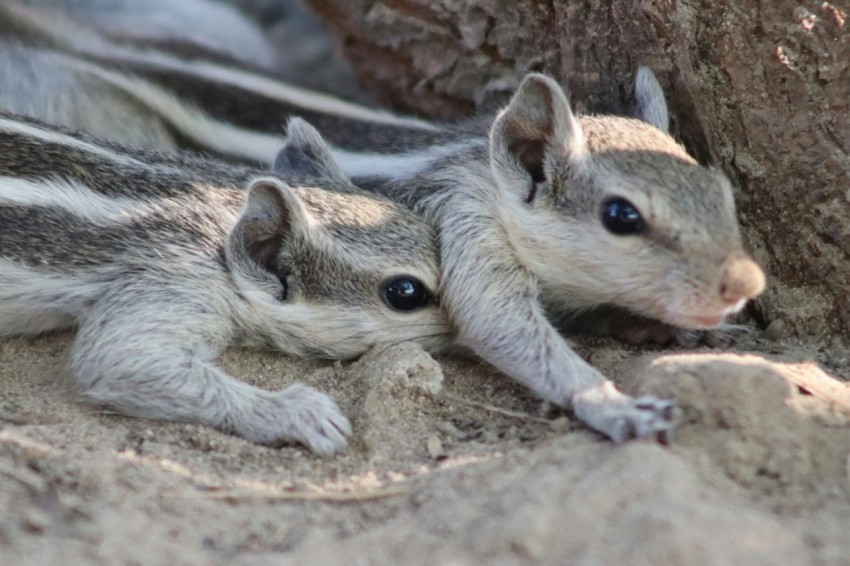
[488,68,765,330]
[227,119,452,355]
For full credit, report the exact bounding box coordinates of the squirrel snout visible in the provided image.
[719,257,766,304]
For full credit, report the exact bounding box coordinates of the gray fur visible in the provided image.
[315,72,765,443]
[3,0,278,69]
[635,66,670,131]
[0,39,179,150]
[0,0,284,156]
[0,113,452,454]
[0,0,462,158]
[273,117,352,187]
[0,3,765,442]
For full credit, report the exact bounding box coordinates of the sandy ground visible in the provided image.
[1,2,850,564]
[0,330,848,565]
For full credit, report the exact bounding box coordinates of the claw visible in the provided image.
[237,383,351,455]
[573,386,679,445]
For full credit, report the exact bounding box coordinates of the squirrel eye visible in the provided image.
[601,198,645,235]
[383,277,432,311]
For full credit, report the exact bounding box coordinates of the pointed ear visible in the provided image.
[274,117,351,187]
[489,73,585,201]
[225,176,315,299]
[634,66,669,131]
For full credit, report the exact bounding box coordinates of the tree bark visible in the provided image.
[306,0,850,340]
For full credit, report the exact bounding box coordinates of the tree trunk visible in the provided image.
[306,0,850,341]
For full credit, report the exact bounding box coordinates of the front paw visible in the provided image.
[239,383,352,456]
[611,396,678,444]
[573,383,678,444]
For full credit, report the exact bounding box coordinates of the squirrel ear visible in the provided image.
[489,73,585,199]
[634,66,669,131]
[274,117,351,187]
[225,176,316,299]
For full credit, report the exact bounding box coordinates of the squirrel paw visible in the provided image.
[573,385,678,444]
[611,396,679,445]
[240,383,352,456]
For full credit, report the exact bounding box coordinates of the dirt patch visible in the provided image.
[0,330,848,565]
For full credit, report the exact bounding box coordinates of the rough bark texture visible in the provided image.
[305,0,850,340]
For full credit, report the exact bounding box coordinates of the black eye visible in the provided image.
[601,198,645,235]
[383,277,432,311]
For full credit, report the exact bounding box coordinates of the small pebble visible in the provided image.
[435,421,465,440]
[427,434,446,460]
[764,318,788,340]
[22,508,50,533]
[549,416,572,433]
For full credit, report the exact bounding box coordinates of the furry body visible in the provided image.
[0,2,766,442]
[0,113,451,453]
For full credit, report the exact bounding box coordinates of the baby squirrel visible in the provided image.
[326,69,765,441]
[278,69,766,442]
[0,113,452,454]
[169,57,764,441]
[0,6,766,441]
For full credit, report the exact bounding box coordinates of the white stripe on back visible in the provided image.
[0,116,149,168]
[0,176,154,224]
[332,143,470,180]
[61,47,440,131]
[7,4,434,132]
[67,58,461,177]
[156,58,442,131]
[68,59,284,165]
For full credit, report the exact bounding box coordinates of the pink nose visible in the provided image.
[719,257,766,304]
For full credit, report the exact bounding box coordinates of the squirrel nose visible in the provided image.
[719,257,766,304]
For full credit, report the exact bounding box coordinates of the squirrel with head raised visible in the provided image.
[0,113,452,454]
[172,61,765,441]
[322,68,765,441]
[280,68,766,441]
